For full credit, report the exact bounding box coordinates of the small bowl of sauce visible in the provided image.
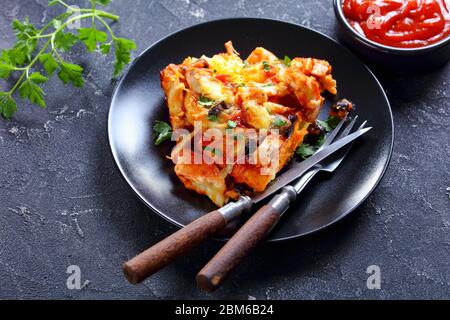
[334,0,450,72]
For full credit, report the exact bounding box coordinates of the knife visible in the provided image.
[123,125,371,284]
[196,120,369,291]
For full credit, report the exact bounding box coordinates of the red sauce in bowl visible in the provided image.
[343,0,450,48]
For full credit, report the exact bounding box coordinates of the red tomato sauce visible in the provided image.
[343,0,450,48]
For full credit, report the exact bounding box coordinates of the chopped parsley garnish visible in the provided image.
[262,61,270,71]
[327,116,341,129]
[316,119,332,132]
[227,120,237,128]
[198,95,215,107]
[208,114,218,122]
[296,143,315,159]
[153,120,172,145]
[316,134,325,146]
[243,60,249,68]
[273,117,288,127]
[283,55,292,66]
[295,115,344,159]
[318,116,342,132]
[260,83,274,87]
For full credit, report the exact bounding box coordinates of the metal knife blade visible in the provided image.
[251,127,372,203]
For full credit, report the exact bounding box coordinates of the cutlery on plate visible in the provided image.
[196,118,369,291]
[122,118,371,284]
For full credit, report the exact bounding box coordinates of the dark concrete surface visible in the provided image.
[0,0,449,300]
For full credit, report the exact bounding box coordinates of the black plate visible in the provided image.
[108,18,393,242]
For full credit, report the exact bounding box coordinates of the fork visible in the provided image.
[196,116,366,292]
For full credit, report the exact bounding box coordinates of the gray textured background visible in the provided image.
[0,0,449,299]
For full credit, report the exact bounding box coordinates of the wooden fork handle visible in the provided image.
[196,187,297,292]
[123,209,227,284]
[196,204,281,291]
[123,196,252,284]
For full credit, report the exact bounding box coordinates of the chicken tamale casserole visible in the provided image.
[159,41,338,206]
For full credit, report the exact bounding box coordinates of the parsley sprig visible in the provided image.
[0,0,136,119]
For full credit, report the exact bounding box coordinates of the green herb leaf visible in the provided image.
[29,72,49,84]
[316,115,342,133]
[1,0,136,119]
[2,48,26,67]
[58,61,84,87]
[273,117,287,127]
[0,49,12,65]
[93,0,112,5]
[39,53,59,76]
[296,143,315,159]
[0,61,15,79]
[153,120,171,134]
[54,31,79,52]
[262,61,270,71]
[208,115,218,122]
[317,119,332,132]
[153,120,172,145]
[78,27,107,52]
[113,37,137,77]
[198,95,215,107]
[19,80,46,108]
[0,93,18,118]
[100,43,111,54]
[283,55,292,66]
[12,18,38,61]
[316,134,325,147]
[0,50,15,79]
[327,116,341,129]
[227,120,237,128]
[10,18,39,63]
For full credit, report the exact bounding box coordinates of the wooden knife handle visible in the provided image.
[196,204,281,292]
[123,209,227,284]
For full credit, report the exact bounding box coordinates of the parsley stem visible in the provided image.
[53,0,120,21]
[12,11,118,72]
[30,10,119,41]
[96,11,119,22]
[38,12,74,36]
[95,15,116,39]
[30,34,54,40]
[50,13,96,51]
[0,0,132,118]
[8,40,51,95]
[8,72,26,95]
[91,1,96,27]
[55,0,71,9]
